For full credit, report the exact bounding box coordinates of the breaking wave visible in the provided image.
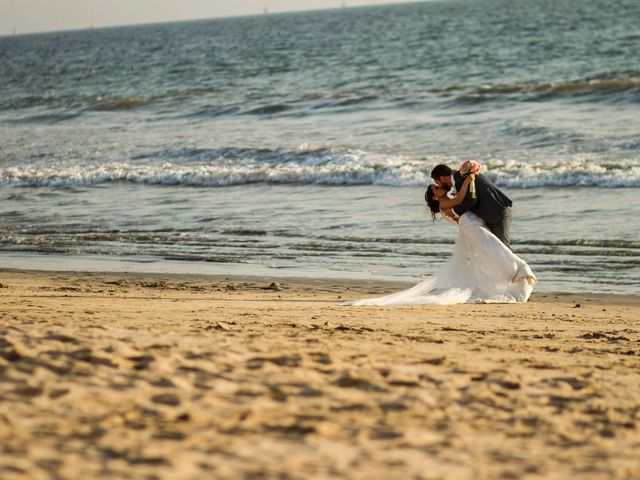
[2,148,639,188]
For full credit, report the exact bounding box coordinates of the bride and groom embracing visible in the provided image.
[347,162,537,305]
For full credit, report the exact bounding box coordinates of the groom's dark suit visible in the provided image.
[453,171,513,248]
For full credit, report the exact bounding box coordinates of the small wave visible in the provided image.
[322,235,455,245]
[0,151,428,188]
[533,77,640,96]
[332,95,378,108]
[7,112,82,124]
[162,254,242,263]
[0,95,79,111]
[186,105,241,118]
[0,94,156,112]
[437,74,640,106]
[223,228,268,236]
[309,93,379,111]
[500,122,587,148]
[242,104,293,115]
[484,159,640,188]
[182,93,378,119]
[186,102,300,118]
[322,235,640,251]
[1,148,639,188]
[89,97,155,111]
[521,239,640,249]
[296,143,331,154]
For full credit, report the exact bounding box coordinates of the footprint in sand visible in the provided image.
[151,393,181,406]
[127,354,155,370]
[246,354,302,369]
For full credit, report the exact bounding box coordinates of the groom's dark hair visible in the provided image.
[431,164,452,180]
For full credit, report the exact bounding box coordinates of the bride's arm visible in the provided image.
[438,174,475,209]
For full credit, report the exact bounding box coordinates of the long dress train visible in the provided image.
[346,212,537,305]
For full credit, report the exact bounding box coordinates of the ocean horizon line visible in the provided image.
[0,0,437,38]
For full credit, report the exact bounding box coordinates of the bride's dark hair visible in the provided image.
[425,184,440,221]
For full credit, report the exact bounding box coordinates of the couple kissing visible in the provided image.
[345,161,536,305]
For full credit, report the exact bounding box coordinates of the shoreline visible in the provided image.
[0,266,637,304]
[1,242,638,297]
[1,268,639,479]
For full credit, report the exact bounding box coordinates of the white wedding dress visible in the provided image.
[347,212,537,305]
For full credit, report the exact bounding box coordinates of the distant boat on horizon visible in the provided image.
[263,6,269,14]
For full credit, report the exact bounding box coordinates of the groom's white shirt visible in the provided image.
[448,174,457,197]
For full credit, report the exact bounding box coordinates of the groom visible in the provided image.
[431,164,513,248]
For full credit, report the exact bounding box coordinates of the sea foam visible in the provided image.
[2,149,638,188]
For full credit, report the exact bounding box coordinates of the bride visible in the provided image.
[346,172,537,305]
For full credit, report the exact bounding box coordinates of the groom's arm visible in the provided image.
[452,172,478,216]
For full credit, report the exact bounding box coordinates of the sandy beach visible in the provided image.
[1,268,639,479]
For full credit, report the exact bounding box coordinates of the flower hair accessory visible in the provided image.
[459,160,481,199]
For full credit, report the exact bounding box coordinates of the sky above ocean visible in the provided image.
[0,0,421,35]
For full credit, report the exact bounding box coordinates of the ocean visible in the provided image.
[1,0,639,294]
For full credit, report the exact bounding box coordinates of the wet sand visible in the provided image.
[1,269,639,479]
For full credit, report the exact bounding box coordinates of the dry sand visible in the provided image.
[1,269,639,480]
